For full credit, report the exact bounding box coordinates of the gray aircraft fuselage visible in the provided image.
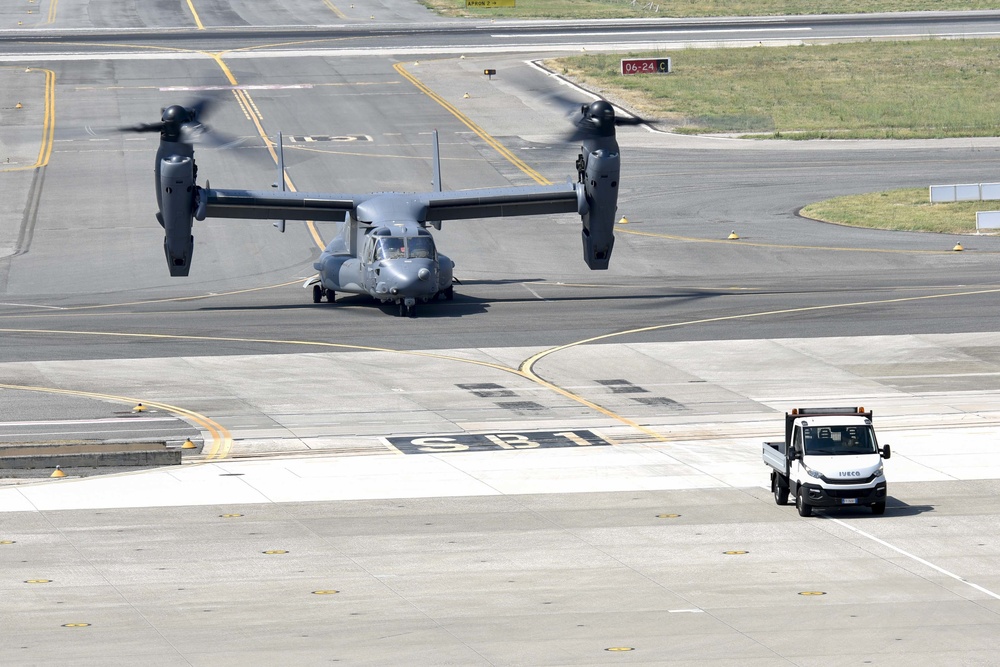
[308,205,454,317]
[145,99,624,318]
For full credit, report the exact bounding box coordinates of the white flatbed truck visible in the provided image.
[763,407,891,517]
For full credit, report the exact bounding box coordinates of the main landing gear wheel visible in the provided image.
[796,488,813,517]
[313,286,335,304]
[444,285,454,300]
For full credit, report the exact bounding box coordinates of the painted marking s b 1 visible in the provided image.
[385,430,609,455]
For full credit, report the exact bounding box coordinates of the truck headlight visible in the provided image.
[873,465,884,478]
[803,464,822,479]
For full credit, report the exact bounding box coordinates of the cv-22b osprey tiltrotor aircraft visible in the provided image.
[127,97,632,317]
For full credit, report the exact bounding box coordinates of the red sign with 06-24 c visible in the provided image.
[620,58,672,75]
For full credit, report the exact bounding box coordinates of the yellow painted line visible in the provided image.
[285,145,479,161]
[520,286,1000,441]
[208,53,325,250]
[8,285,998,447]
[395,65,986,260]
[394,63,552,186]
[0,280,303,316]
[39,68,55,167]
[2,68,55,172]
[0,328,524,376]
[617,226,993,256]
[392,68,1000,439]
[322,0,347,19]
[0,383,232,460]
[47,0,58,24]
[186,0,205,30]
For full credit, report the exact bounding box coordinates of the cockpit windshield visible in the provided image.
[803,425,877,455]
[407,236,435,259]
[374,237,405,261]
[374,236,435,261]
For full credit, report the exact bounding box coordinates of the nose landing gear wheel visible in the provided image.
[312,285,322,304]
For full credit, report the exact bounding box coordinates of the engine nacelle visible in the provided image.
[580,147,620,270]
[159,155,196,277]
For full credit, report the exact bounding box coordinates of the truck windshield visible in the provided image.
[803,425,877,455]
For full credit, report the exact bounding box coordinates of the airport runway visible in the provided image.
[2,4,1000,665]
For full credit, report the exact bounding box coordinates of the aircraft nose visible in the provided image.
[382,260,435,296]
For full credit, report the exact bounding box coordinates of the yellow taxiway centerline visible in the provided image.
[1,68,56,173]
[0,384,232,460]
[186,0,205,30]
[6,286,1000,448]
[209,53,326,250]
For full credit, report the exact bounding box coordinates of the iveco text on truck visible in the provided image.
[763,407,891,517]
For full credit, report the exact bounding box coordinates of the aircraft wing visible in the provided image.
[425,183,582,221]
[203,183,583,224]
[204,189,358,222]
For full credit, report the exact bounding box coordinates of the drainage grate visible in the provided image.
[496,401,545,412]
[596,379,649,394]
[631,397,684,409]
[457,383,516,398]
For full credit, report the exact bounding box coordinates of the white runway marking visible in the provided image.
[493,28,812,37]
[0,417,179,427]
[824,516,1000,602]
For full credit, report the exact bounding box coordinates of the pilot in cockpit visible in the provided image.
[375,237,405,261]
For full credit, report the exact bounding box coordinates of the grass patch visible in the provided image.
[800,188,992,234]
[419,0,996,19]
[553,40,1000,139]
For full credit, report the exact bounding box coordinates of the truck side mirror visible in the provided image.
[882,444,891,460]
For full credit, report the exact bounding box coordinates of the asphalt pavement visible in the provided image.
[3,5,1000,665]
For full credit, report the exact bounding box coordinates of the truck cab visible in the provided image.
[763,407,891,517]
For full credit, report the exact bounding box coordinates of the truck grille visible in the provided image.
[822,473,877,485]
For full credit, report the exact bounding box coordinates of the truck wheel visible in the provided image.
[796,489,813,517]
[871,501,886,515]
[773,476,789,506]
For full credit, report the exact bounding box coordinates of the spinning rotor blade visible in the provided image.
[548,92,648,142]
[116,94,242,147]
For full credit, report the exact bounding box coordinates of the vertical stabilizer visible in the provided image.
[273,132,287,232]
[429,130,443,230]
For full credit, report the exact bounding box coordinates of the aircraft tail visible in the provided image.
[273,132,286,232]
[429,130,443,229]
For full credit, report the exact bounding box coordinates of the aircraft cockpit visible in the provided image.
[373,236,436,261]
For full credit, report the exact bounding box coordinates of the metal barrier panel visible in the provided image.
[930,185,956,202]
[956,184,981,201]
[975,211,1000,231]
[981,183,1000,200]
